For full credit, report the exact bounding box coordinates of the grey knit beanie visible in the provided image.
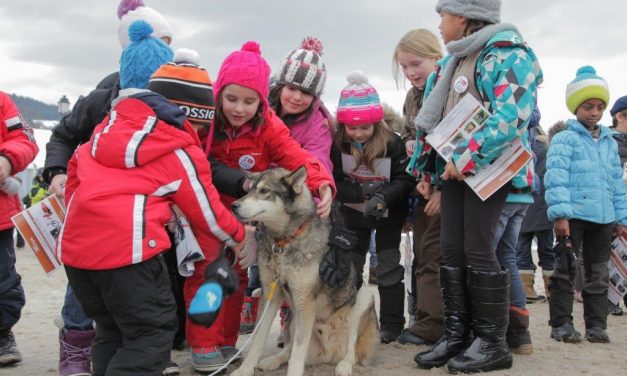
[436,0,501,24]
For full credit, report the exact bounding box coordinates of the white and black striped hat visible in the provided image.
[275,37,327,97]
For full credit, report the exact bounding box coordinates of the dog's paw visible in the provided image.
[335,360,353,376]
[258,355,283,371]
[230,365,254,376]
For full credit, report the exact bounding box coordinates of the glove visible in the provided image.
[239,232,258,269]
[363,193,387,220]
[319,226,358,288]
[361,180,385,200]
[188,253,239,327]
[554,236,577,281]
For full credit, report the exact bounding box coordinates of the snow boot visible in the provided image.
[58,328,94,376]
[447,269,512,374]
[506,306,533,355]
[414,266,471,369]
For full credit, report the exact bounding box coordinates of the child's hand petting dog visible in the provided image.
[239,225,259,268]
[317,183,333,219]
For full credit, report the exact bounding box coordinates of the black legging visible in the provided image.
[439,180,509,272]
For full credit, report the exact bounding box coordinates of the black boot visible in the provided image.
[378,281,405,343]
[414,266,470,369]
[447,269,512,374]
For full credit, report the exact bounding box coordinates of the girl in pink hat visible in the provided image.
[185,41,335,373]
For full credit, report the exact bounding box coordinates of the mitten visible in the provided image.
[319,226,358,288]
[363,193,387,219]
[187,253,239,327]
[361,180,385,200]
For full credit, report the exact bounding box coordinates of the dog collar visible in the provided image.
[273,220,311,250]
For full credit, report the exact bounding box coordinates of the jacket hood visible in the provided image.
[565,119,616,138]
[548,120,568,141]
[89,92,199,169]
[383,103,403,134]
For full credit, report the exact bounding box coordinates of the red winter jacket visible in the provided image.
[210,111,335,205]
[60,91,244,269]
[0,91,38,230]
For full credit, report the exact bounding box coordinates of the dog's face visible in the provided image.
[232,167,313,226]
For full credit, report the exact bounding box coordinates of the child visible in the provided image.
[188,41,335,373]
[269,36,333,174]
[0,90,38,366]
[240,36,335,344]
[545,66,627,344]
[59,21,246,376]
[332,71,415,344]
[412,0,542,373]
[516,125,554,304]
[392,28,445,347]
[609,95,627,315]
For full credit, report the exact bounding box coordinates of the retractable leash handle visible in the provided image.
[187,247,239,327]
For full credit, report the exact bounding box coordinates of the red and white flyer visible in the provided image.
[11,195,65,275]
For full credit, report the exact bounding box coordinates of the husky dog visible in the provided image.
[231,167,378,376]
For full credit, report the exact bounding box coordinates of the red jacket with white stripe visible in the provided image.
[210,111,336,206]
[0,91,39,230]
[60,90,244,270]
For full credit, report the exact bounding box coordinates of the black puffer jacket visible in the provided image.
[612,129,627,166]
[44,73,246,197]
[331,132,415,229]
[44,84,120,182]
[520,133,552,233]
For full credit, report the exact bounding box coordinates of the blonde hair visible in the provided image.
[334,120,392,172]
[392,29,443,88]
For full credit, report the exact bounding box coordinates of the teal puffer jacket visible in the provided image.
[544,119,627,225]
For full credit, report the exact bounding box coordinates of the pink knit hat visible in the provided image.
[336,71,384,126]
[214,41,271,115]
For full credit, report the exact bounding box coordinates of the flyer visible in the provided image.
[11,195,65,275]
[425,95,532,201]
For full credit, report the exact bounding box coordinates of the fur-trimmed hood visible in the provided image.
[382,103,403,134]
[548,120,568,141]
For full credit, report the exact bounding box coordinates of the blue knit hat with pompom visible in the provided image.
[565,66,609,114]
[119,20,173,89]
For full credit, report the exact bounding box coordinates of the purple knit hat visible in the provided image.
[336,71,384,126]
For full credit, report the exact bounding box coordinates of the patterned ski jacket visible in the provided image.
[544,119,627,226]
[410,30,543,193]
[0,91,38,230]
[60,90,244,269]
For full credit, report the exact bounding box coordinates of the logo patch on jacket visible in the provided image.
[239,155,256,170]
[20,116,36,143]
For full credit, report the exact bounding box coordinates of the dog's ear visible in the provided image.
[283,166,308,194]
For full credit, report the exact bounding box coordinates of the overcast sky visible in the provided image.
[1,0,626,128]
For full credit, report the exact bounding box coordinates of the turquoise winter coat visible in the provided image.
[408,29,542,198]
[544,119,627,225]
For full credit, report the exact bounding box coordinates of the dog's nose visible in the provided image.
[231,202,240,211]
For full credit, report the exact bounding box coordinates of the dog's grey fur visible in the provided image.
[231,167,379,376]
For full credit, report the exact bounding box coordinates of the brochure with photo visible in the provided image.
[425,95,532,201]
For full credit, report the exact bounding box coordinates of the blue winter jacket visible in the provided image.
[544,119,627,225]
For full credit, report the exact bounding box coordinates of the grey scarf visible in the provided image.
[414,23,520,133]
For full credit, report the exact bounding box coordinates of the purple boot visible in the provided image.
[58,329,94,376]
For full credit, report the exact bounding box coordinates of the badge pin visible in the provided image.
[238,154,256,170]
[454,76,469,94]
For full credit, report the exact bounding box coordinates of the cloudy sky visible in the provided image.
[1,0,626,128]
